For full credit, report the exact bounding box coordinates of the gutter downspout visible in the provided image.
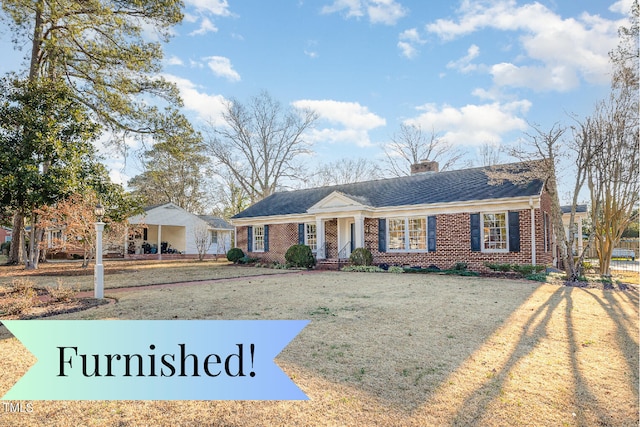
[530,197,536,266]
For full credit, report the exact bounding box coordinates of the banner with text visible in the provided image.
[2,320,309,400]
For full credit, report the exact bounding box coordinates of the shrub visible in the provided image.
[237,255,259,265]
[226,248,245,263]
[46,280,77,302]
[349,248,373,266]
[511,264,546,276]
[0,279,37,316]
[285,244,316,269]
[525,273,548,282]
[388,266,404,274]
[451,262,468,271]
[341,265,385,273]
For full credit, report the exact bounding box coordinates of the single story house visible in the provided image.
[230,160,555,271]
[127,203,233,259]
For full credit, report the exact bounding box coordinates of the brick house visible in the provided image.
[230,160,555,271]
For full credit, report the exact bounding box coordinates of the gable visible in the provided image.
[308,191,372,214]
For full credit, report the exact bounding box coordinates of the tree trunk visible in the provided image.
[7,213,23,265]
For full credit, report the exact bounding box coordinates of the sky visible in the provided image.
[0,0,634,200]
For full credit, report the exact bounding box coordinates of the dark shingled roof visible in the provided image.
[232,161,545,219]
[198,215,234,230]
[561,204,588,214]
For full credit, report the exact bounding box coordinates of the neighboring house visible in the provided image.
[230,160,555,271]
[561,204,588,255]
[0,226,11,244]
[127,203,233,259]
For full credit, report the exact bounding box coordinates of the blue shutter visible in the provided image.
[247,226,253,252]
[298,223,305,245]
[264,225,269,252]
[428,216,436,252]
[508,211,520,252]
[470,214,481,252]
[378,218,386,252]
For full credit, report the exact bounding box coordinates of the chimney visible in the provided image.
[410,160,439,175]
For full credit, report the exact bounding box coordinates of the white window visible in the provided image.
[482,213,507,252]
[305,223,317,251]
[388,218,406,251]
[210,230,218,245]
[253,225,265,252]
[388,217,427,251]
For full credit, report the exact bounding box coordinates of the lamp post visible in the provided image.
[94,203,105,299]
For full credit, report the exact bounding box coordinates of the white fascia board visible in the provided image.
[230,196,542,225]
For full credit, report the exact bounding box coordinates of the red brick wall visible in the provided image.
[236,223,299,264]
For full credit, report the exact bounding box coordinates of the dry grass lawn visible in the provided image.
[0,269,638,426]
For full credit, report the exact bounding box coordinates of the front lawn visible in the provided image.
[0,271,638,426]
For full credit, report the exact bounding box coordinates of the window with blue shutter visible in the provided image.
[264,225,269,252]
[508,211,520,252]
[298,223,305,245]
[247,226,253,252]
[470,214,481,252]
[378,218,387,252]
[428,215,436,252]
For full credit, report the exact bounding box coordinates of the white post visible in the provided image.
[316,218,325,259]
[94,221,105,299]
[355,215,365,249]
[157,225,162,261]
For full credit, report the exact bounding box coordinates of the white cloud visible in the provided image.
[165,55,184,66]
[406,100,531,146]
[162,74,228,124]
[189,17,219,36]
[292,99,386,147]
[204,56,241,82]
[426,0,624,90]
[321,0,407,25]
[446,44,480,73]
[184,0,232,16]
[398,28,426,58]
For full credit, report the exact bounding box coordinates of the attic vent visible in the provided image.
[410,160,439,175]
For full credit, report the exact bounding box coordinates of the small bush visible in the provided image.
[285,244,316,269]
[388,266,404,274]
[237,255,259,265]
[226,248,245,263]
[46,280,77,302]
[451,262,468,271]
[525,272,548,282]
[0,279,37,316]
[341,265,385,273]
[349,248,373,266]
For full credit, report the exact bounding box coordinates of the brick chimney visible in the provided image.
[410,160,439,175]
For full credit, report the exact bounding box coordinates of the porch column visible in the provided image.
[577,216,583,254]
[530,208,536,265]
[157,224,162,261]
[316,218,325,259]
[354,215,365,249]
[124,226,128,259]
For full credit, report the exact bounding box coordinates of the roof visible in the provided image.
[198,215,234,230]
[232,161,545,219]
[561,204,588,214]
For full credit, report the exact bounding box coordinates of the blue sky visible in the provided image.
[0,0,633,198]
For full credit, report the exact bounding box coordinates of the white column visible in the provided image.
[157,225,162,261]
[530,208,536,265]
[124,226,128,259]
[316,218,325,259]
[355,215,365,249]
[94,222,105,299]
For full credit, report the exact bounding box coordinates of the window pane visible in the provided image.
[388,218,405,250]
[408,218,426,250]
[306,223,317,251]
[254,225,264,251]
[483,213,507,250]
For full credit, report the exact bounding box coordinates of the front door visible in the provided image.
[350,223,355,252]
[337,218,354,258]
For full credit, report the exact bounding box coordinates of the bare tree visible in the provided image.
[207,171,251,220]
[205,91,318,203]
[308,158,383,187]
[382,123,465,177]
[193,224,212,262]
[476,142,502,166]
[489,122,601,282]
